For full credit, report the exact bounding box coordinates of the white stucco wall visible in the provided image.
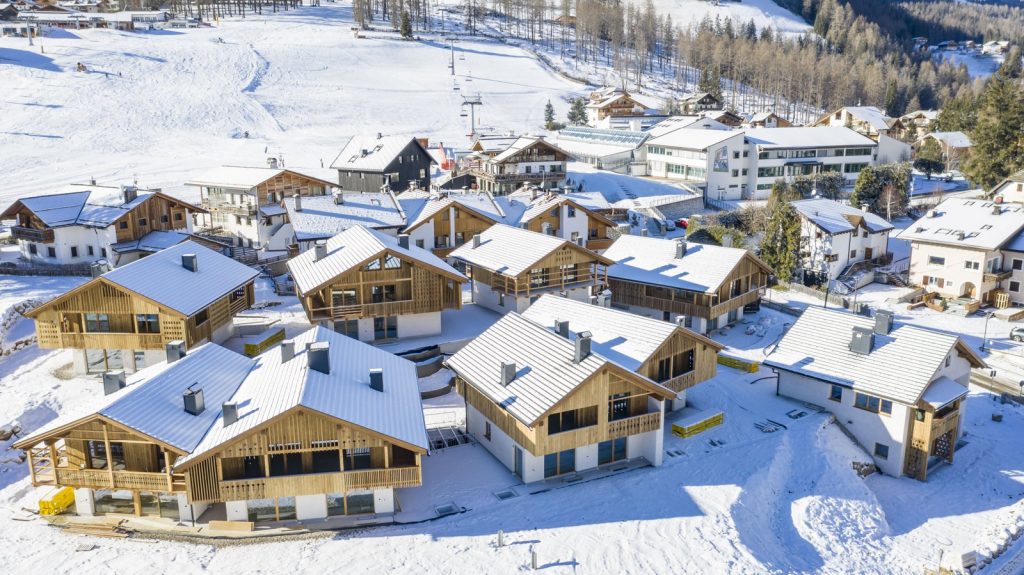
[224,500,249,521]
[397,311,442,339]
[177,493,208,523]
[75,487,96,516]
[20,225,117,266]
[907,241,1001,299]
[295,494,328,520]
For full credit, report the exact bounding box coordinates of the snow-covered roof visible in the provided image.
[746,127,876,149]
[645,115,728,138]
[611,191,701,210]
[896,198,1024,250]
[330,135,428,172]
[840,106,893,131]
[287,225,465,295]
[177,326,428,467]
[259,204,287,217]
[15,343,253,452]
[109,229,194,254]
[1,187,172,228]
[764,307,978,405]
[522,294,721,372]
[604,235,763,294]
[471,135,520,154]
[901,109,939,122]
[926,131,972,149]
[404,190,604,232]
[101,241,258,316]
[283,193,408,241]
[491,136,570,164]
[921,376,968,409]
[184,165,335,190]
[792,199,893,235]
[445,312,672,426]
[562,191,612,211]
[449,223,607,277]
[645,127,739,150]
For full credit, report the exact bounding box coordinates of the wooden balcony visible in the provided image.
[11,226,54,243]
[984,270,1013,283]
[543,411,661,453]
[709,288,763,319]
[586,238,614,251]
[55,467,183,492]
[57,332,168,350]
[607,411,662,439]
[201,199,258,217]
[219,466,422,501]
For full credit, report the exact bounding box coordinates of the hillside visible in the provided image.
[648,0,810,35]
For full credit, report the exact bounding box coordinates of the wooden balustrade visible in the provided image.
[218,466,422,501]
[55,468,184,492]
[11,226,54,243]
[607,412,662,439]
[59,332,168,350]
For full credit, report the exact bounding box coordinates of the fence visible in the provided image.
[782,282,851,309]
[0,263,92,276]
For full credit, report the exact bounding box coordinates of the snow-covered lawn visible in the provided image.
[648,0,810,36]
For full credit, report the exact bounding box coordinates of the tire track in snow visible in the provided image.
[239,43,285,136]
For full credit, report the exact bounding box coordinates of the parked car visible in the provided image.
[675,218,689,229]
[1011,327,1024,342]
[664,219,676,231]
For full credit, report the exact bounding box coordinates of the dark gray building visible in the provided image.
[330,135,434,193]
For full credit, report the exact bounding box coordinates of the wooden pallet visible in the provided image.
[61,519,131,539]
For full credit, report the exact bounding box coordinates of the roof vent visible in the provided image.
[574,331,593,363]
[472,234,482,248]
[166,340,186,364]
[267,157,279,169]
[181,253,198,273]
[500,361,517,386]
[956,231,965,240]
[926,210,936,218]
[369,368,384,392]
[222,401,239,426]
[874,309,894,335]
[675,239,687,259]
[294,193,302,212]
[314,240,328,261]
[102,370,126,396]
[993,205,1002,216]
[915,227,925,233]
[280,339,295,363]
[308,341,330,374]
[861,203,870,212]
[121,185,137,204]
[554,319,570,338]
[849,326,874,355]
[398,234,410,249]
[183,384,205,415]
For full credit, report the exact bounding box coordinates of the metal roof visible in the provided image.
[557,126,649,148]
[746,127,877,149]
[604,235,758,294]
[645,127,740,151]
[287,225,465,295]
[330,135,428,172]
[792,199,894,235]
[449,223,589,277]
[283,193,408,241]
[2,188,157,228]
[896,198,1024,251]
[102,241,258,316]
[184,166,336,190]
[109,229,192,254]
[763,307,975,405]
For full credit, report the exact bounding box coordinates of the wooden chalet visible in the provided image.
[681,92,722,114]
[458,136,572,195]
[449,223,613,315]
[27,241,258,374]
[603,235,771,334]
[330,134,434,194]
[287,225,465,342]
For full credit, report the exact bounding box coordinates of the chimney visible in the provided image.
[181,253,198,273]
[89,261,106,278]
[165,340,186,363]
[102,371,126,396]
[675,239,687,259]
[641,229,648,237]
[267,157,279,169]
[500,361,517,386]
[574,331,593,363]
[993,205,1002,216]
[183,384,205,415]
[314,241,328,261]
[121,185,137,204]
[398,234,410,249]
[676,316,687,328]
[222,401,239,426]
[721,234,733,248]
[554,319,569,338]
[377,132,383,140]
[294,193,303,212]
[861,203,870,212]
[472,234,482,248]
[280,340,295,363]
[874,309,894,335]
[849,326,874,355]
[90,177,97,186]
[308,341,330,374]
[369,368,384,392]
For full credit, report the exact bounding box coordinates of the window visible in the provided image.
[854,393,892,414]
[161,214,169,223]
[136,314,160,333]
[342,448,372,470]
[543,449,575,478]
[234,215,242,225]
[47,246,56,258]
[28,243,37,255]
[843,163,868,174]
[608,392,630,421]
[415,239,424,249]
[331,289,357,307]
[547,406,597,434]
[194,308,209,326]
[364,258,381,271]
[84,313,111,333]
[371,284,396,303]
[873,443,889,460]
[561,263,577,283]
[598,437,627,465]
[119,221,128,229]
[829,385,843,402]
[373,316,398,340]
[175,212,183,221]
[529,267,545,288]
[498,293,505,307]
[862,231,868,238]
[567,205,576,218]
[1012,281,1021,293]
[928,256,945,266]
[671,349,695,378]
[87,440,124,470]
[1014,259,1023,271]
[138,218,148,227]
[656,357,672,382]
[101,248,107,257]
[850,250,857,259]
[87,245,94,256]
[383,254,402,269]
[334,319,359,339]
[68,246,78,258]
[483,422,491,441]
[965,261,980,270]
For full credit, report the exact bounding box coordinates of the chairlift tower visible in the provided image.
[461,93,483,139]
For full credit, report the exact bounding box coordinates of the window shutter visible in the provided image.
[923,275,930,285]
[937,278,944,288]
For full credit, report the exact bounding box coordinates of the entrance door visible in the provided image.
[864,247,873,261]
[514,446,523,479]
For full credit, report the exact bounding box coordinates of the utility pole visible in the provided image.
[449,38,456,76]
[462,93,482,139]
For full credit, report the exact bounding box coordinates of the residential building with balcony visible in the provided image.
[456,136,572,195]
[744,127,879,198]
[445,310,675,483]
[583,88,663,130]
[896,199,1024,305]
[522,294,723,410]
[331,134,434,194]
[603,235,771,334]
[813,105,911,163]
[988,169,1024,204]
[287,226,465,343]
[186,164,337,249]
[0,183,204,267]
[15,325,429,523]
[792,198,893,284]
[449,224,613,315]
[278,191,409,253]
[644,128,748,202]
[764,307,984,481]
[27,241,258,374]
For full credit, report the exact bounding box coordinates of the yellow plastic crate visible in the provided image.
[672,411,725,438]
[39,486,75,516]
[717,355,759,373]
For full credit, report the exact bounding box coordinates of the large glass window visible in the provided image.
[608,393,630,421]
[371,285,397,303]
[544,449,576,478]
[343,448,373,470]
[373,316,398,340]
[598,438,627,465]
[671,349,695,378]
[547,406,597,434]
[85,313,111,333]
[332,288,357,307]
[135,314,160,334]
[334,319,359,339]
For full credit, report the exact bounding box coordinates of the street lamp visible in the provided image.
[981,312,995,352]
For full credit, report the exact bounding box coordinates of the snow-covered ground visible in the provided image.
[648,0,810,36]
[938,50,1005,79]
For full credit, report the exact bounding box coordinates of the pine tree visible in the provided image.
[759,181,801,283]
[566,97,588,126]
[963,47,1024,190]
[543,100,563,130]
[400,10,412,38]
[913,138,945,179]
[850,166,881,212]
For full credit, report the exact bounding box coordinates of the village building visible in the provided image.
[792,198,893,284]
[896,198,1024,307]
[186,164,337,251]
[449,224,612,314]
[331,134,433,194]
[552,126,648,174]
[703,109,744,128]
[27,241,258,374]
[813,106,910,163]
[14,9,168,30]
[900,109,938,140]
[745,127,879,198]
[990,170,1024,204]
[584,88,664,130]
[14,326,429,521]
[680,92,722,114]
[745,111,792,129]
[454,136,572,195]
[645,115,731,137]
[287,225,465,342]
[0,183,204,267]
[445,304,675,483]
[914,131,972,171]
[644,128,748,201]
[765,307,985,481]
[279,191,407,252]
[602,235,771,333]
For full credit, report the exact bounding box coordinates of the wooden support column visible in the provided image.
[164,448,172,492]
[102,421,115,489]
[48,441,59,478]
[133,491,142,516]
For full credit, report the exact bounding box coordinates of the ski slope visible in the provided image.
[0,5,583,204]
[649,0,810,36]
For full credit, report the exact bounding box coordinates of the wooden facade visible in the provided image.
[466,140,572,195]
[298,249,464,324]
[637,329,721,393]
[588,93,649,121]
[29,277,254,352]
[468,244,612,298]
[902,398,962,481]
[609,252,770,322]
[519,198,616,252]
[178,407,425,504]
[407,201,498,258]
[200,170,334,216]
[457,363,669,457]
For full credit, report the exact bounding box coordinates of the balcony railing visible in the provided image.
[607,411,662,439]
[58,332,167,350]
[984,270,1013,283]
[219,467,422,501]
[11,226,54,243]
[55,467,183,492]
[201,199,258,216]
